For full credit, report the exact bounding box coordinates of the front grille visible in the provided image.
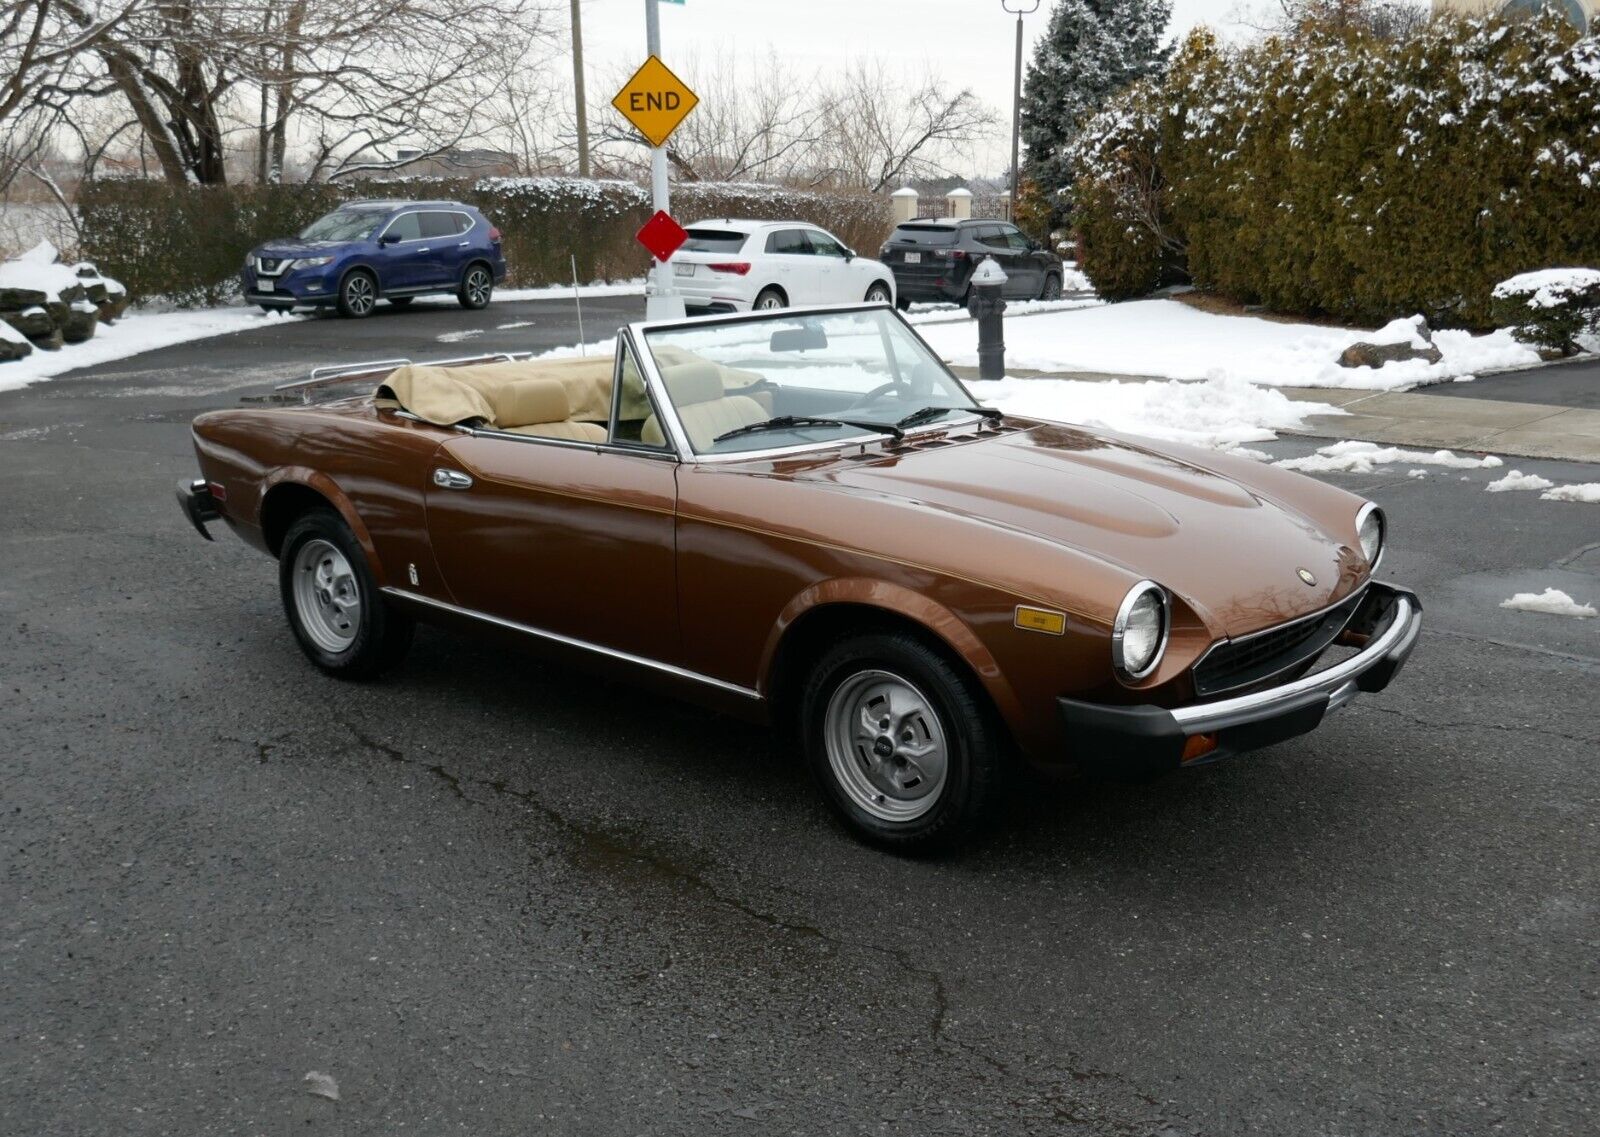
[1192,587,1367,698]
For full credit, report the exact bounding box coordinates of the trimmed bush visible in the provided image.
[1069,17,1600,327]
[76,177,894,306]
[1491,268,1600,354]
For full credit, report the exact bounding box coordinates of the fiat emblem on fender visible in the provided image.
[1297,568,1318,586]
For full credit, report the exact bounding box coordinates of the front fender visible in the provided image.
[260,467,388,585]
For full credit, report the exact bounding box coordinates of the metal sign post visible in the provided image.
[644,0,683,319]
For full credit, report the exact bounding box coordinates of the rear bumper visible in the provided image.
[176,478,220,540]
[1059,582,1422,779]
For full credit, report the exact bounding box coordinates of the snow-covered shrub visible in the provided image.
[78,176,893,306]
[1070,15,1600,327]
[1490,268,1600,354]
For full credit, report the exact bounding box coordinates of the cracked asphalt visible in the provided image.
[2,299,1598,1136]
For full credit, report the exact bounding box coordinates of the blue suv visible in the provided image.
[243,199,507,318]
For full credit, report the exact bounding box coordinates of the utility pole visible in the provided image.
[1003,0,1039,224]
[570,0,590,177]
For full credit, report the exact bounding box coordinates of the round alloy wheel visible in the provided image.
[824,668,950,822]
[755,289,786,310]
[463,266,492,308]
[865,283,892,304]
[291,538,362,654]
[342,274,375,316]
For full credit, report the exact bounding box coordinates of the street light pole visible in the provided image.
[1002,0,1040,224]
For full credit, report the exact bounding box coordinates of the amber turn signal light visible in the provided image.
[1181,733,1219,763]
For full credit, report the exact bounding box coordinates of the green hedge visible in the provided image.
[77,177,894,306]
[1068,17,1600,327]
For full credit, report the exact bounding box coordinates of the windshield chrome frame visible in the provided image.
[626,302,988,465]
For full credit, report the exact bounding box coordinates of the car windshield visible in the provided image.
[299,208,388,242]
[641,308,982,456]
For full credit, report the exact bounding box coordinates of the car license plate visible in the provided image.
[904,252,921,264]
[674,263,694,277]
[258,278,274,292]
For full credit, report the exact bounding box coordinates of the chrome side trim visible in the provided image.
[379,588,763,702]
[1171,595,1419,731]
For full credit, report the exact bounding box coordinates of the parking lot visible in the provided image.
[3,300,1597,1135]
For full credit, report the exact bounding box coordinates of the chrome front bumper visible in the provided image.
[1058,582,1422,779]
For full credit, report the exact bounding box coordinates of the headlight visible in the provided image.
[1356,502,1385,569]
[1112,580,1168,681]
[290,256,334,270]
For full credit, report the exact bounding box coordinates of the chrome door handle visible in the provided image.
[432,468,473,490]
[418,246,431,253]
[457,240,470,246]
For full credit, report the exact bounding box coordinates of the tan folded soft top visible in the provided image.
[373,347,763,431]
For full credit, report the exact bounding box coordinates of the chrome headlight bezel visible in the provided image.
[1356,502,1386,571]
[1112,580,1170,682]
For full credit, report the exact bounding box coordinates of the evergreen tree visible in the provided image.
[1021,0,1172,218]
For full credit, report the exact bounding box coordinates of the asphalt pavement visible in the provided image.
[2,299,1597,1136]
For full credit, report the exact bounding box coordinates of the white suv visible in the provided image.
[665,220,896,314]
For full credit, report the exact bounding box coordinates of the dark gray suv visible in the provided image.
[879,219,1063,307]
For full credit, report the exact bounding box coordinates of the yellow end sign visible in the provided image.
[612,55,699,149]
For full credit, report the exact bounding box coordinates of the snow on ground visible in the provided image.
[1541,483,1600,503]
[1499,588,1597,618]
[966,375,1344,451]
[1276,440,1503,474]
[905,297,1101,324]
[0,308,302,394]
[914,299,1541,390]
[1486,470,1557,493]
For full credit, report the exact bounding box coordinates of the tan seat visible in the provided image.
[641,361,766,450]
[491,378,606,443]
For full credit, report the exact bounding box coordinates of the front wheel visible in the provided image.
[802,632,1006,852]
[336,271,377,318]
[864,281,893,305]
[458,264,493,310]
[279,508,413,678]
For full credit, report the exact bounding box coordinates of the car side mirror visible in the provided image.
[378,234,399,247]
[844,249,856,261]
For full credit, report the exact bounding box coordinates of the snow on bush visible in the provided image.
[1276,440,1503,475]
[1499,588,1596,618]
[1485,469,1557,492]
[1540,483,1600,503]
[1490,267,1600,354]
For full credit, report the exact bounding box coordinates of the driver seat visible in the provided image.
[641,362,765,450]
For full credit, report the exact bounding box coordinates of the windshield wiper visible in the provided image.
[713,415,904,444]
[894,405,1004,429]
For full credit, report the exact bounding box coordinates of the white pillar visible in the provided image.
[946,187,973,220]
[891,186,919,223]
[644,0,684,320]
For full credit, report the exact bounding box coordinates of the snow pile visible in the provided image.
[1492,268,1600,310]
[967,374,1344,451]
[1499,589,1597,619]
[914,299,1539,391]
[1541,483,1600,503]
[1275,441,1503,475]
[1486,470,1556,493]
[1368,315,1433,349]
[0,257,85,303]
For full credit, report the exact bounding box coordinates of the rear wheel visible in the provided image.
[336,270,377,318]
[1039,272,1063,301]
[754,287,786,311]
[279,508,412,678]
[864,281,893,305]
[802,631,1005,852]
[458,263,493,310]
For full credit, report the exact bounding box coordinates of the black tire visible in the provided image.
[278,508,413,678]
[864,281,893,305]
[1039,272,1063,301]
[458,263,493,310]
[895,295,911,312]
[801,631,1006,852]
[335,270,378,318]
[753,286,787,311]
[388,296,414,308]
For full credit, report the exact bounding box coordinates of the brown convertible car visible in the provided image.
[179,304,1420,849]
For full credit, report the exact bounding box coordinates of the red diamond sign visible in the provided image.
[636,210,688,263]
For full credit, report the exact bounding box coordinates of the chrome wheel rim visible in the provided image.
[824,669,949,823]
[292,538,361,653]
[866,285,890,303]
[756,293,784,310]
[344,275,374,315]
[466,268,491,306]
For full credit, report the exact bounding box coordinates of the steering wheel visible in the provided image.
[844,381,906,412]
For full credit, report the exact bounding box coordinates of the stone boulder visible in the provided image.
[2,306,54,337]
[63,300,99,344]
[1338,315,1443,369]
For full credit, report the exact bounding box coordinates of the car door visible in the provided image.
[999,225,1043,297]
[970,225,1025,298]
[372,211,426,291]
[420,340,681,665]
[803,228,857,303]
[762,228,821,306]
[420,210,468,287]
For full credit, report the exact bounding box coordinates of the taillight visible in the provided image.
[707,261,751,275]
[488,227,502,242]
[942,249,967,260]
[206,480,228,503]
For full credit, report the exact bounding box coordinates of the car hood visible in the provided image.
[801,421,1368,637]
[251,240,349,259]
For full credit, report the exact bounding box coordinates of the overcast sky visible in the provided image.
[576,0,1258,172]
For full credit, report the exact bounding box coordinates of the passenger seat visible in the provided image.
[491,378,606,442]
[641,362,765,450]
